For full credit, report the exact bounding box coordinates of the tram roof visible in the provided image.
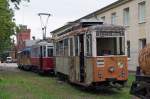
[54,24,125,41]
[89,24,125,31]
[35,41,53,46]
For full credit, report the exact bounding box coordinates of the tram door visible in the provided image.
[79,34,85,82]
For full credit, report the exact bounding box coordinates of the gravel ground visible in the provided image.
[0,63,19,72]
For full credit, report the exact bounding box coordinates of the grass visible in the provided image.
[0,68,135,99]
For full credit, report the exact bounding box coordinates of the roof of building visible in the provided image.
[51,0,132,34]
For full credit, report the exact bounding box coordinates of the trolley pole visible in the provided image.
[38,13,51,40]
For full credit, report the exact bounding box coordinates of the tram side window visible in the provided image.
[86,34,92,56]
[31,47,38,57]
[47,47,53,57]
[119,37,125,55]
[57,41,63,56]
[25,50,30,57]
[60,41,64,56]
[56,42,59,56]
[55,41,63,56]
[74,36,79,56]
[43,46,46,57]
[69,38,73,56]
[37,47,41,57]
[64,39,68,56]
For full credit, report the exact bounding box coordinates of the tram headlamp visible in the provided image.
[109,66,115,73]
[117,62,124,68]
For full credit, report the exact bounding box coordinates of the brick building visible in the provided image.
[16,25,31,51]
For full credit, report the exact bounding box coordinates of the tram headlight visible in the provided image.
[117,62,124,68]
[108,66,115,73]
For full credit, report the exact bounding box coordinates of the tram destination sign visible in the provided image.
[96,31,124,37]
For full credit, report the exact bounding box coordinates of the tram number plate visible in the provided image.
[97,58,104,67]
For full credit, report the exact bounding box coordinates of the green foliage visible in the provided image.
[0,0,29,54]
[0,70,134,99]
[0,52,9,62]
[10,0,30,9]
[0,0,16,53]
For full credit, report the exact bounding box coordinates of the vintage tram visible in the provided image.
[18,47,31,70]
[53,21,128,87]
[18,40,54,74]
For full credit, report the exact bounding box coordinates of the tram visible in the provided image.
[53,21,128,87]
[18,40,54,74]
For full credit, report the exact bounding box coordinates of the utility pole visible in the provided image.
[38,13,51,40]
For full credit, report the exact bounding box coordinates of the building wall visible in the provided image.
[84,0,149,71]
[146,0,150,43]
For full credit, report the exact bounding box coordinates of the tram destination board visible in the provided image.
[96,31,124,37]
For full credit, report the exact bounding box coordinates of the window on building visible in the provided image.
[101,16,105,22]
[123,8,130,26]
[127,41,130,58]
[139,39,146,49]
[138,1,146,23]
[111,13,116,24]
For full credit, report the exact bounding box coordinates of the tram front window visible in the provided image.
[96,37,125,56]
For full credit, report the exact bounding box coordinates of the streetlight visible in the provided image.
[38,13,51,40]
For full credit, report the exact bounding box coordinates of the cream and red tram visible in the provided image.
[18,40,54,74]
[53,22,128,87]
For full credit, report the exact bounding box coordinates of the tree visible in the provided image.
[0,0,15,53]
[0,0,29,54]
[10,0,30,9]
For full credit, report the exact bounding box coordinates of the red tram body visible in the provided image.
[18,41,54,74]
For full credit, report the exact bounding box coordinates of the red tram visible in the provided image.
[18,41,54,74]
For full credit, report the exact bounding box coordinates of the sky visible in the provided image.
[14,0,117,39]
